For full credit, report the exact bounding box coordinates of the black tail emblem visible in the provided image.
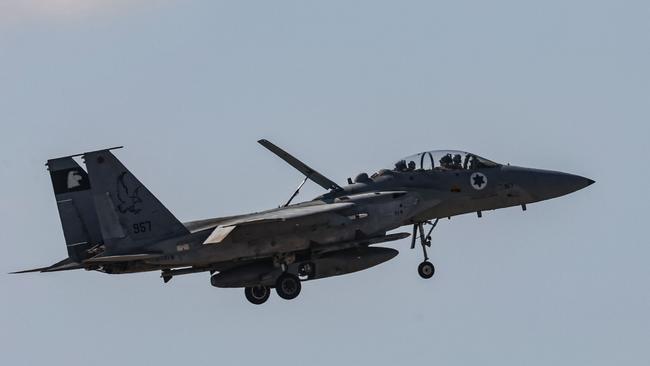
[116,172,143,214]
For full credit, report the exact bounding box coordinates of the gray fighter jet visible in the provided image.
[14,140,594,304]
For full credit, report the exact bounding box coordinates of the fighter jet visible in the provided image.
[13,140,594,304]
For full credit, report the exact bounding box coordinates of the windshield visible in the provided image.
[393,150,500,172]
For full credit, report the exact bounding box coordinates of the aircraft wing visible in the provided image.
[230,202,355,224]
[204,202,355,244]
[258,139,342,191]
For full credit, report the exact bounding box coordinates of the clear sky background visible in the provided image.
[1,1,648,365]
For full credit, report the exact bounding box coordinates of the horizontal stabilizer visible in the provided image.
[83,253,163,263]
[11,258,83,274]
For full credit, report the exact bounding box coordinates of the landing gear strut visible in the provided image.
[411,218,439,279]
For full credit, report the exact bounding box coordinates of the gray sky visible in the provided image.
[1,1,648,365]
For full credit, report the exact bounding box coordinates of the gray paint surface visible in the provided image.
[1,1,648,365]
[14,144,593,289]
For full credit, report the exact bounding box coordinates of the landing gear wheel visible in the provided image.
[418,261,435,279]
[275,273,302,300]
[244,285,270,305]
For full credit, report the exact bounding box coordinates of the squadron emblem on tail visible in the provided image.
[116,172,143,214]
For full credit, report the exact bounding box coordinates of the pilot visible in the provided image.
[439,154,453,169]
[395,160,407,171]
[407,161,416,171]
[469,155,478,170]
[452,154,462,169]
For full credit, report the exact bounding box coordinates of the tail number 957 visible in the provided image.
[133,221,152,234]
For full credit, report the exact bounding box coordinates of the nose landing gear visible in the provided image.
[411,218,439,279]
[418,261,435,279]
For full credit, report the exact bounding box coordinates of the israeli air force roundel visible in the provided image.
[470,172,487,190]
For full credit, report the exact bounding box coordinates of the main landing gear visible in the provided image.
[275,273,302,300]
[243,273,302,305]
[411,218,439,279]
[244,256,306,305]
[244,285,271,305]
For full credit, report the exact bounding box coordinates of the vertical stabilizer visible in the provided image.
[83,150,189,252]
[47,157,103,262]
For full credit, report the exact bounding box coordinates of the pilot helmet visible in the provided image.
[440,154,452,165]
[395,160,407,171]
[407,161,416,170]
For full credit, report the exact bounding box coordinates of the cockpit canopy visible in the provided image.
[394,150,500,172]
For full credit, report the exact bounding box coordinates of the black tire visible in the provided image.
[418,261,435,279]
[245,285,270,305]
[275,273,302,300]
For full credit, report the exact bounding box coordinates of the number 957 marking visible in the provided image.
[133,221,152,234]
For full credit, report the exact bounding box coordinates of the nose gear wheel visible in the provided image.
[418,261,435,279]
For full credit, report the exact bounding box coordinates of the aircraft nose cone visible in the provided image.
[534,171,595,200]
[578,176,596,189]
[565,174,595,193]
[505,166,595,202]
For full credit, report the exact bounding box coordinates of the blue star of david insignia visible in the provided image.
[473,174,486,187]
